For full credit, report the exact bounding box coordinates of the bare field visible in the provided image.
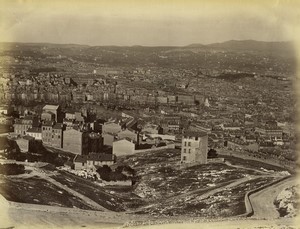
[0,149,290,220]
[117,149,266,201]
[0,175,93,210]
[50,170,145,211]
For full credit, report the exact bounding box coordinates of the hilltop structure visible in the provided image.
[181,131,208,166]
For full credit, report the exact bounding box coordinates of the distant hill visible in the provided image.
[184,40,294,56]
[0,40,295,68]
[207,40,293,51]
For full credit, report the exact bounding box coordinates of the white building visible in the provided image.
[181,131,208,165]
[113,138,135,156]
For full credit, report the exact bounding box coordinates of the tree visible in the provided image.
[208,149,218,158]
[96,165,112,181]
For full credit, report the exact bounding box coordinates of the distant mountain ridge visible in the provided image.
[0,39,294,58]
[186,40,293,54]
[0,39,293,49]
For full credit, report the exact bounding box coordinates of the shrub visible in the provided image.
[96,165,112,181]
[208,149,218,158]
[96,165,135,182]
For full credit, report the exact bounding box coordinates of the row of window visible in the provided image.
[183,136,199,140]
[43,133,61,138]
[42,127,51,131]
[42,127,61,133]
[184,142,191,146]
[183,148,191,153]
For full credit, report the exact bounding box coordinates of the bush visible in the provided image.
[208,149,218,158]
[96,165,135,182]
[96,165,112,181]
[0,163,25,175]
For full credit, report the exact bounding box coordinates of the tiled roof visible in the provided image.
[26,127,41,133]
[74,154,86,163]
[53,123,63,129]
[22,135,35,141]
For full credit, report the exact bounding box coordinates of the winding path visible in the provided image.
[249,176,296,219]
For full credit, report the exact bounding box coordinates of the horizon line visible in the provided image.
[0,39,293,48]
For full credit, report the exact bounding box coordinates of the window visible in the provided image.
[189,149,191,153]
[184,149,186,153]
[184,142,187,146]
[183,156,186,161]
[195,137,198,140]
[188,142,191,146]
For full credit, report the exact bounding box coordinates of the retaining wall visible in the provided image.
[239,175,292,217]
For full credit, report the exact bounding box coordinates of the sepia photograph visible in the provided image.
[0,0,299,228]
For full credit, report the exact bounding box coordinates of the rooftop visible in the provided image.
[87,153,114,162]
[53,123,64,129]
[42,121,53,127]
[43,104,60,110]
[74,154,86,163]
[183,130,208,138]
[26,127,41,133]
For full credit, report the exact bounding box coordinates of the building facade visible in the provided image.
[181,131,208,165]
[113,139,135,156]
[51,123,64,148]
[63,128,89,155]
[41,121,53,145]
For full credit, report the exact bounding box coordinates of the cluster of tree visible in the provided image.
[208,149,218,158]
[0,163,25,175]
[96,165,135,182]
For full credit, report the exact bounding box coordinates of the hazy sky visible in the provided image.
[0,0,299,46]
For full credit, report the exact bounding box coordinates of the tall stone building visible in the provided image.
[63,128,89,155]
[180,131,208,165]
[41,121,53,145]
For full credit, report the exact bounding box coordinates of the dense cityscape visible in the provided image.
[0,39,298,228]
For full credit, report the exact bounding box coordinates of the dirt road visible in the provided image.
[129,218,296,229]
[249,176,296,219]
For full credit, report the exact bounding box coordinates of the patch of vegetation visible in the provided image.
[96,165,135,182]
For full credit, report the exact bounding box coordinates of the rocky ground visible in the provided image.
[274,182,299,218]
[0,149,297,228]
